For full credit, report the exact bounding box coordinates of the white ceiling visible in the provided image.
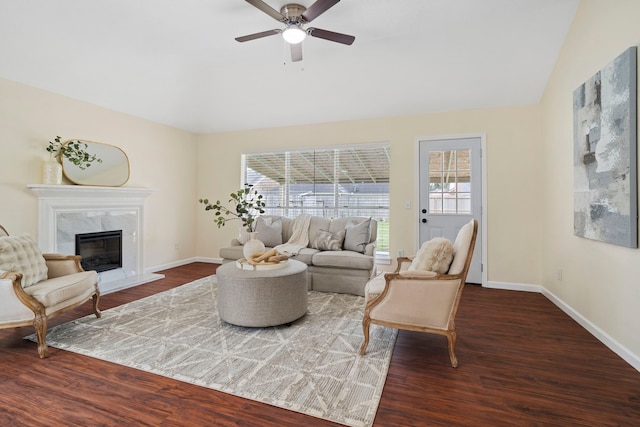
[0,0,579,134]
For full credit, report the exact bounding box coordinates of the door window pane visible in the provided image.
[427,149,472,214]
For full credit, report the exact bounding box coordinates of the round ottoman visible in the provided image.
[216,259,308,327]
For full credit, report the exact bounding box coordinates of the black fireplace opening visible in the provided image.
[75,230,123,273]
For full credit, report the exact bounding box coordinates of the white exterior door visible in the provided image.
[418,137,482,284]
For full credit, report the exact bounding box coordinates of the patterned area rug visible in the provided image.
[30,276,397,427]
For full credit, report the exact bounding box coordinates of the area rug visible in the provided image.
[28,275,397,427]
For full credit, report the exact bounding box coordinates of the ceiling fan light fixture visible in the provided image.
[282,25,307,44]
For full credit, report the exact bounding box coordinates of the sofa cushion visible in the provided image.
[408,237,454,274]
[255,217,283,247]
[276,216,295,242]
[25,271,97,307]
[290,247,319,265]
[312,250,374,271]
[219,245,245,261]
[311,229,346,251]
[343,218,371,253]
[0,234,48,288]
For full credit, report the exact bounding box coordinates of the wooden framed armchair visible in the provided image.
[360,219,478,367]
[0,225,101,358]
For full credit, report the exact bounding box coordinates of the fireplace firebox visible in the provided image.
[75,230,123,273]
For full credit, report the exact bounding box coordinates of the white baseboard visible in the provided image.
[100,273,165,295]
[145,257,222,275]
[145,257,198,274]
[485,280,640,372]
[541,287,640,372]
[195,256,223,264]
[484,280,542,293]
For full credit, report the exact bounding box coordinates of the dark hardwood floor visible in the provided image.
[1,263,639,426]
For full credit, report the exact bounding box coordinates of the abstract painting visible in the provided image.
[573,47,637,248]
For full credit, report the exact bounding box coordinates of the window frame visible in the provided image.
[241,142,390,263]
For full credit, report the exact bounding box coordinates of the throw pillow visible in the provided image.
[343,218,371,253]
[408,237,454,274]
[254,216,283,247]
[0,234,48,288]
[311,229,346,251]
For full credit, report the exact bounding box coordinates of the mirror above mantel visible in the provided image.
[61,140,130,187]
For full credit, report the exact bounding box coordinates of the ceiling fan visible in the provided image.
[235,0,355,62]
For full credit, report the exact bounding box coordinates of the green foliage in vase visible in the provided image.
[199,183,266,232]
[46,136,102,170]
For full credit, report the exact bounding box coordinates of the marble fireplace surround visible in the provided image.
[28,184,164,294]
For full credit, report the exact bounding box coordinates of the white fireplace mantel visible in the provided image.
[28,184,163,294]
[28,184,157,201]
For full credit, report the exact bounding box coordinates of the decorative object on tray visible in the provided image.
[236,257,289,270]
[242,231,266,260]
[245,248,289,265]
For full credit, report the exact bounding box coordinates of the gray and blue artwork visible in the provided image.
[573,47,637,248]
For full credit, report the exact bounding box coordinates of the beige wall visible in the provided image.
[0,77,199,269]
[197,105,542,285]
[540,0,640,358]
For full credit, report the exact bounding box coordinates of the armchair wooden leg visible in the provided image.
[360,317,371,355]
[92,292,102,318]
[33,312,48,359]
[447,331,458,368]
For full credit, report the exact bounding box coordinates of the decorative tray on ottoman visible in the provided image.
[235,258,289,271]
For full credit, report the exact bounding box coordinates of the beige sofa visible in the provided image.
[219,215,377,296]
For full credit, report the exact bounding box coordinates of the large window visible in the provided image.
[242,143,390,256]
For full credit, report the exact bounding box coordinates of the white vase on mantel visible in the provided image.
[243,232,265,261]
[41,157,62,185]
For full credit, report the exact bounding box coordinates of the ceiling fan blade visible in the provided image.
[308,27,355,45]
[244,0,285,21]
[235,29,281,42]
[302,0,340,22]
[290,43,303,62]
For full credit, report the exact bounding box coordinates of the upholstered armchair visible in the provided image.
[0,225,101,358]
[360,219,478,367]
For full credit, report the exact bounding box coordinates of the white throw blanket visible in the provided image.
[275,214,312,256]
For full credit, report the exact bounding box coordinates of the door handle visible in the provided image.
[421,209,427,214]
[421,218,427,223]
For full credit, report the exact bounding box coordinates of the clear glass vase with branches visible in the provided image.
[199,183,266,232]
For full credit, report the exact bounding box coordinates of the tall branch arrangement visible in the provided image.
[199,184,266,232]
[46,136,102,170]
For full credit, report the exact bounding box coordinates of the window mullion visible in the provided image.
[284,151,290,215]
[333,148,339,217]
